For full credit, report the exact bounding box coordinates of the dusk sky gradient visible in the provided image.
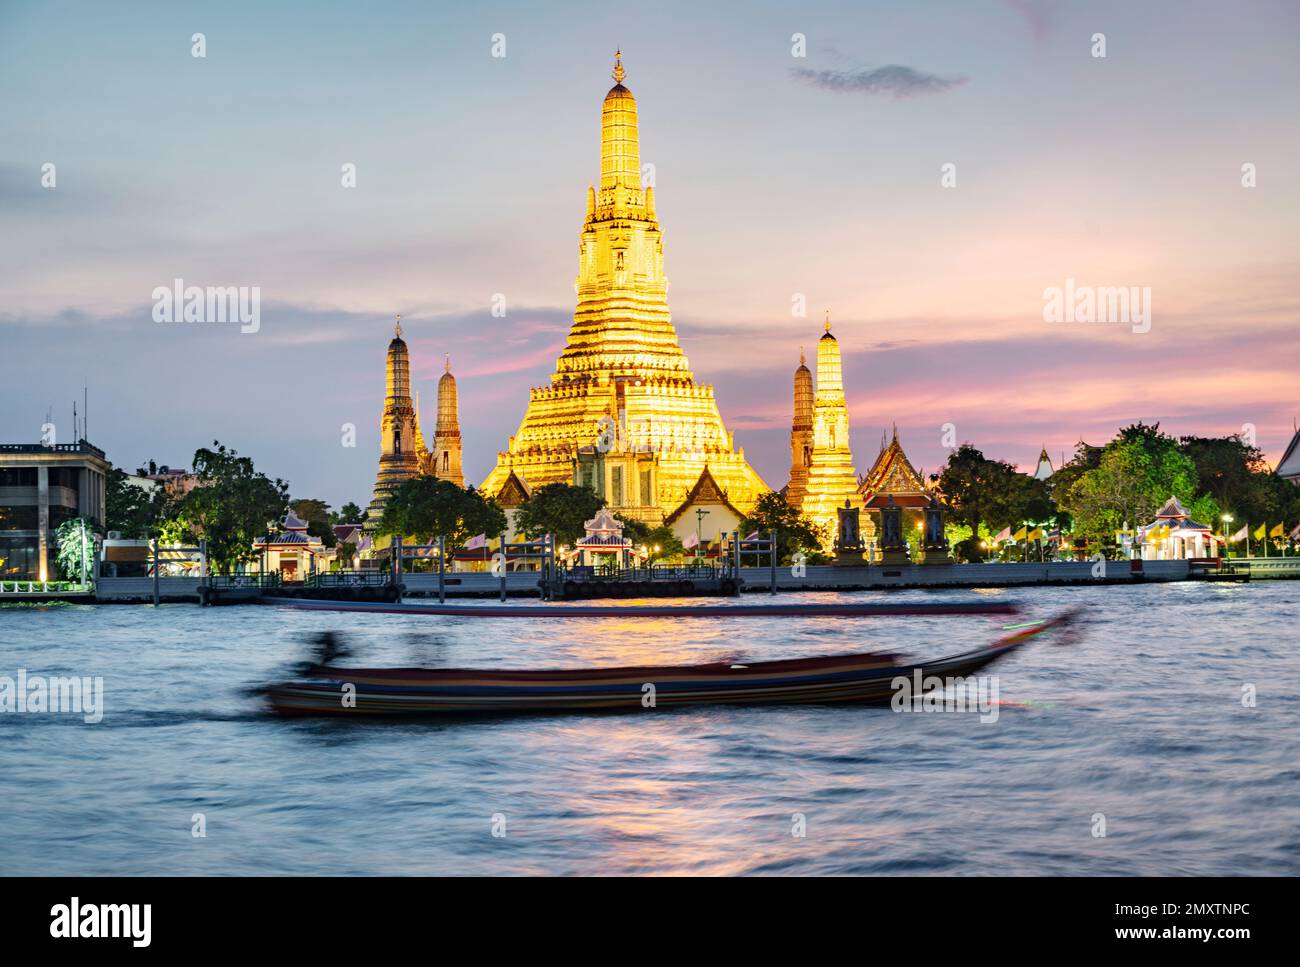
[2,0,1297,509]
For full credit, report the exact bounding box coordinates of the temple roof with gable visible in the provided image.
[1033,447,1054,480]
[577,506,631,549]
[664,464,745,525]
[1147,495,1211,532]
[494,469,532,509]
[1155,495,1192,519]
[858,429,929,508]
[1277,427,1300,482]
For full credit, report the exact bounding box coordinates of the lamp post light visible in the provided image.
[1221,514,1233,559]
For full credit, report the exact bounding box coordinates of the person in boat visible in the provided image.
[299,631,351,673]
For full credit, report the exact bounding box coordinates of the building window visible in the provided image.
[0,468,38,487]
[611,467,624,507]
[393,430,401,454]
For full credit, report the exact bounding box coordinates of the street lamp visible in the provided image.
[695,508,710,561]
[1221,513,1233,558]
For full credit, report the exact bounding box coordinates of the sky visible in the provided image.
[2,0,1297,509]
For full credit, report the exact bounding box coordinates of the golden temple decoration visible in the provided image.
[480,53,767,521]
[366,317,423,528]
[788,315,868,550]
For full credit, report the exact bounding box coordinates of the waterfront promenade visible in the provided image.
[15,556,1288,603]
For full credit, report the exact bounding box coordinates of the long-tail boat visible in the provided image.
[261,611,1075,717]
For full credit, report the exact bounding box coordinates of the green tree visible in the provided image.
[613,513,651,546]
[105,467,172,538]
[331,501,366,525]
[644,526,685,563]
[1178,434,1275,528]
[607,515,687,562]
[291,498,338,548]
[937,446,1038,536]
[737,491,826,564]
[376,476,506,546]
[167,441,290,574]
[54,517,95,583]
[514,483,603,546]
[1060,423,1210,544]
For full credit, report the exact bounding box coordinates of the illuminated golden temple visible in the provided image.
[480,52,767,523]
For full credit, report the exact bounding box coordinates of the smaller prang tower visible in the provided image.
[787,348,814,507]
[366,316,427,528]
[432,354,465,487]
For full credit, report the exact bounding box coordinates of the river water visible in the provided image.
[2,582,1297,875]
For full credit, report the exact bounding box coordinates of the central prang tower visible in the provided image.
[480,53,767,521]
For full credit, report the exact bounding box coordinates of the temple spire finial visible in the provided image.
[824,310,831,333]
[444,353,451,373]
[395,313,402,338]
[612,49,625,84]
[800,345,805,366]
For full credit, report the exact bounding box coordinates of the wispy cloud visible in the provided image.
[791,64,967,98]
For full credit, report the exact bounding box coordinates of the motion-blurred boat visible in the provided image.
[262,611,1075,717]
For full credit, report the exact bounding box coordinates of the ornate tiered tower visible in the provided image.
[786,348,814,507]
[797,314,864,549]
[432,354,465,486]
[479,52,766,520]
[366,316,427,528]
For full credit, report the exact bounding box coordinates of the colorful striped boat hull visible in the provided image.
[262,613,1071,717]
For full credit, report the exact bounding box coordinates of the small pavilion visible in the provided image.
[253,510,325,579]
[1137,496,1220,560]
[574,507,633,567]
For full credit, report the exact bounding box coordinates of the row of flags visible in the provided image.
[1227,523,1300,542]
[993,526,1046,542]
[992,523,1300,544]
[458,531,767,553]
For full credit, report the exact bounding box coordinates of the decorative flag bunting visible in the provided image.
[1012,526,1027,541]
[1229,525,1248,542]
[683,533,700,549]
[1269,523,1285,538]
[1253,523,1266,540]
[994,526,1012,542]
[464,533,487,550]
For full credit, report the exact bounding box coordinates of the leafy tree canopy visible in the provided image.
[376,476,506,547]
[936,444,1055,538]
[165,441,289,574]
[290,498,337,548]
[738,491,826,563]
[514,484,603,546]
[1059,423,1211,542]
[105,467,172,539]
[54,517,95,582]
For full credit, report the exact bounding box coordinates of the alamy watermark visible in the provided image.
[152,278,260,334]
[1,669,103,723]
[1043,278,1150,334]
[891,670,1000,723]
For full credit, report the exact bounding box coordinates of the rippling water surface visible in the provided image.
[2,583,1298,875]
